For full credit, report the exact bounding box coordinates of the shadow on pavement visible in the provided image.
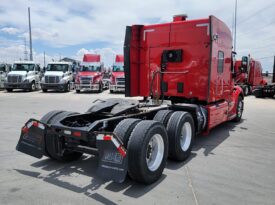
[14,118,246,202]
[166,119,246,170]
[14,153,166,203]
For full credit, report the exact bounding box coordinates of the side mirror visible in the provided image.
[241,56,248,68]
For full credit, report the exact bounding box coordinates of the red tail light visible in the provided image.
[73,131,81,137]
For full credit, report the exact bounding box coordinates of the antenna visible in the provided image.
[28,7,33,61]
[24,37,28,61]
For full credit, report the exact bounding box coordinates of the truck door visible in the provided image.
[209,16,232,102]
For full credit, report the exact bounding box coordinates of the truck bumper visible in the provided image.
[75,83,100,91]
[0,81,5,89]
[110,84,125,92]
[4,82,31,90]
[16,119,128,183]
[41,83,66,91]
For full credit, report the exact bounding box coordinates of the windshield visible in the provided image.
[0,65,5,72]
[112,65,124,72]
[12,64,35,72]
[80,65,101,72]
[47,64,69,72]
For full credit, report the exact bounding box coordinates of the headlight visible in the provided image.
[94,78,100,84]
[60,78,66,83]
[41,77,45,83]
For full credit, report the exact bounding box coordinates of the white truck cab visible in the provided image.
[41,61,73,92]
[4,61,41,92]
[0,64,11,89]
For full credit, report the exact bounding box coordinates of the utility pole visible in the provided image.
[24,37,28,61]
[272,56,275,83]
[234,0,237,52]
[43,51,46,68]
[28,7,33,61]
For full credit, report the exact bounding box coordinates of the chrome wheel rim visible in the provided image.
[32,83,35,90]
[146,134,164,171]
[245,87,248,95]
[180,122,192,152]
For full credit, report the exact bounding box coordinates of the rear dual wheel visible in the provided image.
[166,111,195,161]
[114,119,168,184]
[40,110,83,162]
[153,110,195,161]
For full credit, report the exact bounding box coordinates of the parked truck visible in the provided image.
[253,56,275,98]
[234,55,267,95]
[41,61,73,92]
[110,55,125,93]
[0,63,11,89]
[16,15,244,184]
[75,54,104,93]
[4,61,41,92]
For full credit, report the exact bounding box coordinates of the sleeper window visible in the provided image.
[217,51,224,73]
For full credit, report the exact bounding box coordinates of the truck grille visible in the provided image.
[45,76,60,83]
[116,77,125,85]
[7,75,23,83]
[80,77,93,84]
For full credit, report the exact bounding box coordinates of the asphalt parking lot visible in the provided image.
[0,90,275,205]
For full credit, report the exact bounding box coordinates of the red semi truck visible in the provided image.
[110,55,125,93]
[75,54,104,93]
[234,55,267,95]
[16,15,244,184]
[253,56,275,98]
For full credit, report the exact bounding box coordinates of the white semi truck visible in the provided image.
[4,61,41,92]
[0,64,11,89]
[41,62,74,92]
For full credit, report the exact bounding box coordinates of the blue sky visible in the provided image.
[0,0,275,71]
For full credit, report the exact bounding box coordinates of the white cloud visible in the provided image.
[75,47,118,67]
[0,27,21,35]
[0,0,274,70]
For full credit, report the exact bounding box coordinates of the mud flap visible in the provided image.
[96,134,128,183]
[16,119,46,158]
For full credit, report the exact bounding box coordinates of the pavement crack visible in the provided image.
[185,166,199,205]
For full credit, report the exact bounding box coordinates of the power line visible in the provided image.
[237,2,275,25]
[255,55,274,60]
[237,20,275,37]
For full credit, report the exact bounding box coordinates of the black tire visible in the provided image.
[42,89,47,92]
[76,89,80,93]
[6,88,13,92]
[167,111,195,161]
[40,110,83,161]
[110,90,114,94]
[29,81,35,92]
[232,96,244,122]
[243,86,249,96]
[127,120,168,184]
[40,110,65,124]
[65,82,70,92]
[254,88,264,98]
[113,118,141,147]
[153,110,173,127]
[98,83,103,93]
